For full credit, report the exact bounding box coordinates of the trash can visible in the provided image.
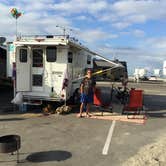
[19,103,27,112]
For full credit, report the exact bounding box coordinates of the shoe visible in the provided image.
[77,114,83,118]
[86,114,91,118]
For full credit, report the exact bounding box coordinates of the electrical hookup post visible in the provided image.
[10,8,22,39]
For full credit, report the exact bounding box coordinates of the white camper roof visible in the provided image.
[14,35,123,68]
[14,35,68,46]
[14,35,96,55]
[14,35,88,49]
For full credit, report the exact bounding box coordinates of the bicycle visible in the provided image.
[113,86,130,105]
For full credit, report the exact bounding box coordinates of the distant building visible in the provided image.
[154,69,161,77]
[163,61,166,76]
[93,59,128,81]
[134,68,147,78]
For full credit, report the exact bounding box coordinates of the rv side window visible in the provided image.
[46,47,57,62]
[87,55,91,64]
[32,74,43,86]
[68,52,73,63]
[32,49,43,67]
[19,49,27,62]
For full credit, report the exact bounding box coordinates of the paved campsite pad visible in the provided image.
[0,82,166,166]
[76,111,147,125]
[89,114,147,124]
[0,113,166,166]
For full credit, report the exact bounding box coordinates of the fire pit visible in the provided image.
[0,135,21,163]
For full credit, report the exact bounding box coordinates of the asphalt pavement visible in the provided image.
[0,82,166,166]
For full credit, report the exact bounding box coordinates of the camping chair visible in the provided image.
[122,89,145,118]
[93,87,113,116]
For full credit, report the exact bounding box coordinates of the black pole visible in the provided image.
[16,150,19,163]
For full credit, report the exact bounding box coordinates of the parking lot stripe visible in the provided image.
[102,120,116,155]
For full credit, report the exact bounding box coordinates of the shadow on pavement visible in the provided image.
[0,118,25,121]
[0,86,14,115]
[144,94,166,118]
[26,150,72,162]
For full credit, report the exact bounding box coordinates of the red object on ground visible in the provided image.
[93,88,112,107]
[123,89,144,115]
[128,89,143,108]
[93,88,102,106]
[93,87,113,115]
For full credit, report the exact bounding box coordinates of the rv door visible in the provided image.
[16,47,31,91]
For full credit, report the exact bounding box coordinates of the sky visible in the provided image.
[0,0,166,75]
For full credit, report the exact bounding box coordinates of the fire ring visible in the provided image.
[0,135,21,163]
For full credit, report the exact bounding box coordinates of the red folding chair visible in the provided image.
[93,87,113,116]
[122,89,144,118]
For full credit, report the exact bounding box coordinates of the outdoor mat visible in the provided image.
[90,115,147,124]
[20,113,45,118]
[77,112,147,124]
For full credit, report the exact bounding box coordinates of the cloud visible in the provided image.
[111,0,166,20]
[0,4,15,37]
[96,44,164,73]
[75,29,118,45]
[18,13,71,36]
[74,15,88,21]
[132,29,145,38]
[145,37,166,50]
[0,1,71,41]
[98,0,166,29]
[14,0,54,11]
[52,0,108,14]
[119,29,145,38]
[112,22,131,29]
[97,45,142,57]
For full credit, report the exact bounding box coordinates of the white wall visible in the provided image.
[7,43,15,77]
[163,61,166,76]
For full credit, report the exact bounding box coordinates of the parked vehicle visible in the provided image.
[149,76,157,81]
[13,35,95,104]
[114,86,129,105]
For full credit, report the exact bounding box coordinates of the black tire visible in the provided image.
[72,88,80,105]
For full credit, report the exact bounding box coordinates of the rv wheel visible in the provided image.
[73,89,80,105]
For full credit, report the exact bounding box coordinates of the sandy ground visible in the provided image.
[123,134,166,166]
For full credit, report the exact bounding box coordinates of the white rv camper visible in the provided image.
[6,42,16,78]
[14,35,94,103]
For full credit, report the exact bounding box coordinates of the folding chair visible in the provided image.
[93,87,113,116]
[122,89,144,118]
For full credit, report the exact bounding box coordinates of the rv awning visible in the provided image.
[94,59,116,68]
